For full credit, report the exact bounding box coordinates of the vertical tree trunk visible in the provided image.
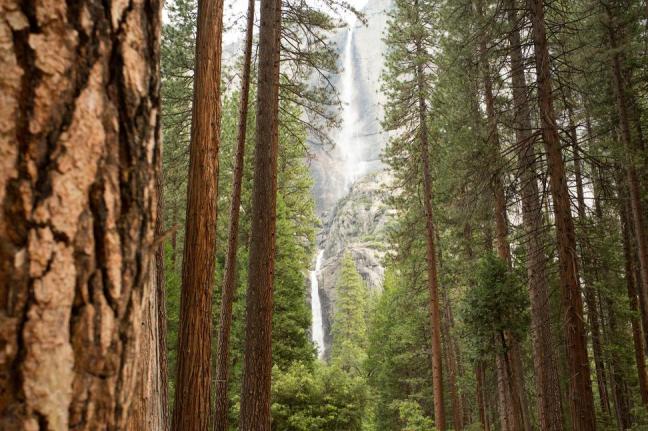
[0,0,162,428]
[476,362,491,431]
[155,139,170,431]
[476,2,527,427]
[171,0,225,428]
[567,104,611,416]
[239,0,282,429]
[441,283,464,430]
[607,5,648,373]
[213,1,255,429]
[528,1,596,429]
[411,1,445,428]
[621,198,648,407]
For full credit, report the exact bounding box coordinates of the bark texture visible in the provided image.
[238,0,282,429]
[415,33,445,431]
[171,0,224,429]
[529,0,596,428]
[0,0,162,428]
[213,0,255,429]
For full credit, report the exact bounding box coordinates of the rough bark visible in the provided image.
[238,0,281,429]
[171,0,225,428]
[213,0,255,429]
[155,141,169,431]
[529,1,596,429]
[0,0,162,428]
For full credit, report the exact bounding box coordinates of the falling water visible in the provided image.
[338,21,365,191]
[310,250,326,358]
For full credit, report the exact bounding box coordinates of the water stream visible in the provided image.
[310,250,325,358]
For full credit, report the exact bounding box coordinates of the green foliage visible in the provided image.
[392,400,436,431]
[461,253,529,358]
[271,362,367,431]
[331,254,369,374]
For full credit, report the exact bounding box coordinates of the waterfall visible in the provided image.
[310,250,325,358]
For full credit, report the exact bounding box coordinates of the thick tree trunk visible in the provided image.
[0,0,162,428]
[213,1,255,429]
[171,0,225,428]
[239,0,282,429]
[529,1,596,429]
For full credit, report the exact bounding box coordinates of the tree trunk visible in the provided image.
[607,5,648,377]
[155,135,170,431]
[213,1,255,429]
[621,197,648,407]
[476,2,527,427]
[476,362,491,431]
[0,0,162,428]
[529,1,596,429]
[238,0,282,429]
[442,283,464,431]
[568,104,611,416]
[171,0,225,428]
[412,2,445,428]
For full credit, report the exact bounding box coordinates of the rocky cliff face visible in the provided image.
[317,171,394,357]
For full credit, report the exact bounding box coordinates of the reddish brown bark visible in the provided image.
[476,362,491,431]
[0,0,162,428]
[171,0,225,429]
[410,1,445,428]
[529,0,596,429]
[238,0,282,429]
[156,142,170,431]
[213,1,255,429]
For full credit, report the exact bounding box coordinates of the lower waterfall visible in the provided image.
[310,250,326,358]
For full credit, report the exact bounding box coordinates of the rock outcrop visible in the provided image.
[316,171,394,357]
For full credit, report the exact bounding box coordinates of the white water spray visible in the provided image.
[310,250,325,358]
[337,20,368,191]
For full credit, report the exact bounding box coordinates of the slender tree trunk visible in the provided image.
[156,147,170,431]
[239,0,282,429]
[528,1,596,429]
[476,362,491,431]
[442,284,464,430]
[0,0,162,428]
[171,0,225,428]
[213,1,255,429]
[621,197,648,407]
[567,104,611,416]
[607,6,648,374]
[476,2,527,427]
[412,2,445,427]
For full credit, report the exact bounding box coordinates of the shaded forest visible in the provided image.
[2,0,648,430]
